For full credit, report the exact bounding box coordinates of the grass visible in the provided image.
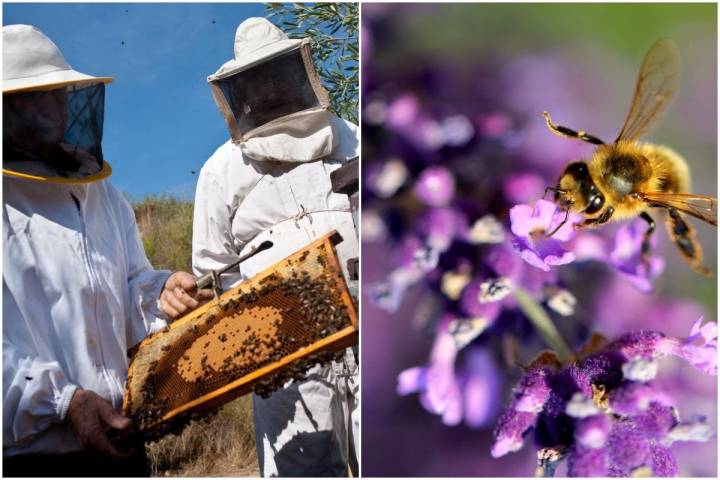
[131,195,260,477]
[145,397,258,477]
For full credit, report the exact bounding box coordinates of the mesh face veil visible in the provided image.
[209,40,331,142]
[3,24,113,183]
[3,83,107,181]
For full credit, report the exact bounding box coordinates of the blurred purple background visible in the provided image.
[361,3,717,477]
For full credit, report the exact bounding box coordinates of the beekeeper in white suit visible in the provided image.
[3,25,212,476]
[192,17,359,477]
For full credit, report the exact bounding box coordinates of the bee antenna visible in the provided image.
[546,208,570,238]
[543,187,566,200]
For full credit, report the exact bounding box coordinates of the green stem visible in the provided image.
[514,287,574,364]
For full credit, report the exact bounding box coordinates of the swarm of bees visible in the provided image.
[545,39,717,274]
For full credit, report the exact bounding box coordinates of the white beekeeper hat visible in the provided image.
[206,17,332,150]
[3,24,113,183]
[3,24,113,93]
[208,17,303,81]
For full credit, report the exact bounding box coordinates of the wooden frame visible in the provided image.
[123,230,357,432]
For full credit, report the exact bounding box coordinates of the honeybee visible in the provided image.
[544,39,717,275]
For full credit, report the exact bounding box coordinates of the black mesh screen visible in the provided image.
[3,83,105,179]
[215,49,320,135]
[63,83,105,170]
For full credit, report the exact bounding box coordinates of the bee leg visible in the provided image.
[542,111,606,145]
[573,206,615,230]
[639,211,655,257]
[546,208,570,237]
[638,212,656,271]
[665,208,712,276]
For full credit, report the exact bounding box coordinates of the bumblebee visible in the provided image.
[544,39,717,275]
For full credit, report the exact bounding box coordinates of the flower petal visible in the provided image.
[649,445,678,477]
[509,204,536,237]
[396,367,427,395]
[491,409,536,458]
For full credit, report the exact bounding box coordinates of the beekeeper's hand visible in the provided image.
[159,271,214,320]
[67,389,132,459]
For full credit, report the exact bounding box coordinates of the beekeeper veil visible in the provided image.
[3,24,113,183]
[208,18,337,162]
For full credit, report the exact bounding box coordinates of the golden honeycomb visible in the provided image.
[122,230,358,439]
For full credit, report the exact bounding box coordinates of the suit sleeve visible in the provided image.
[192,163,243,287]
[2,281,78,448]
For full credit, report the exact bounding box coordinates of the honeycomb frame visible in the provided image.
[122,230,358,436]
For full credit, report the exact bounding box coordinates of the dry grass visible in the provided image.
[145,396,259,477]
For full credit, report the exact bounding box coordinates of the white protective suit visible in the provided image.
[3,177,170,456]
[193,18,359,477]
[2,24,170,457]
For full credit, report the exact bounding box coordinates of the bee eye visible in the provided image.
[585,194,604,214]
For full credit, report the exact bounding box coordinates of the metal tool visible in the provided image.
[196,240,274,298]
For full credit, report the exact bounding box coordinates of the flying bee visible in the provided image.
[544,39,717,275]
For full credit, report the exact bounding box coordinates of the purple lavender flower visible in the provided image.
[677,317,717,375]
[440,114,475,146]
[510,199,580,271]
[397,315,503,428]
[491,320,718,476]
[509,205,666,293]
[368,235,439,312]
[609,218,665,293]
[459,276,510,321]
[386,94,420,130]
[491,366,552,457]
[416,207,467,252]
[414,166,456,207]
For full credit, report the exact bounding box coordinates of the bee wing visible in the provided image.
[642,192,717,226]
[616,39,680,142]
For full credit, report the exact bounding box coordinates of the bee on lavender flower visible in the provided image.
[544,39,717,275]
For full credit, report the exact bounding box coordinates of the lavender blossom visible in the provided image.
[509,200,580,271]
[368,235,441,312]
[397,315,503,428]
[678,317,717,375]
[414,166,456,207]
[609,218,665,293]
[386,94,420,131]
[491,320,718,476]
[459,276,511,320]
[416,207,468,252]
[508,202,668,293]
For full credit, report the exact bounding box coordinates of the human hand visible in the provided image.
[66,389,132,459]
[159,271,214,320]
